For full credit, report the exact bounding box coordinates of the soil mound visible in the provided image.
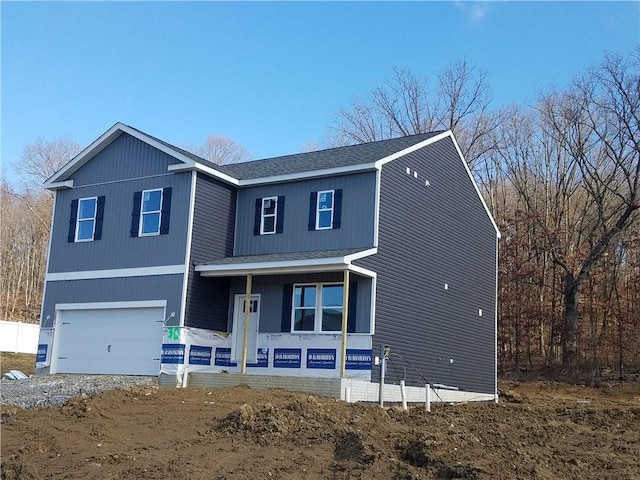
[2,382,639,479]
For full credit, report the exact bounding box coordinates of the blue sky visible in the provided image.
[2,1,638,186]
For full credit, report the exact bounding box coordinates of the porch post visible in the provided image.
[340,269,350,378]
[241,273,253,374]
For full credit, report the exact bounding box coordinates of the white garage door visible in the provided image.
[51,306,164,375]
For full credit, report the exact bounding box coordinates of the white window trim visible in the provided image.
[139,188,163,237]
[291,282,344,334]
[260,196,277,235]
[315,190,335,230]
[75,196,97,242]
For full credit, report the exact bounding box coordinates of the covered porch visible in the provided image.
[160,248,378,383]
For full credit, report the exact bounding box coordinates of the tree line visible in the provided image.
[1,49,637,380]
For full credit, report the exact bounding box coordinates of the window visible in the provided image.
[316,190,334,230]
[308,189,342,231]
[140,189,162,236]
[253,195,285,235]
[67,196,105,243]
[131,188,172,237]
[76,197,97,241]
[292,283,343,333]
[261,197,277,235]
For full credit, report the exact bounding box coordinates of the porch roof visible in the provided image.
[195,248,377,278]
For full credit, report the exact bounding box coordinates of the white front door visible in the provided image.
[231,294,260,363]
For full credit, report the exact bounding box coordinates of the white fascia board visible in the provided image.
[44,180,74,190]
[196,254,357,277]
[237,163,377,187]
[447,132,502,239]
[373,131,451,169]
[55,300,167,311]
[344,247,377,263]
[196,249,378,278]
[197,263,349,277]
[347,264,377,278]
[45,264,185,281]
[168,162,240,186]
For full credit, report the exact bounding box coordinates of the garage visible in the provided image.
[50,303,165,375]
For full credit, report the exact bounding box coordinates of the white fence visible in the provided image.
[0,320,39,354]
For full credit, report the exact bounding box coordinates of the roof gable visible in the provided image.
[44,123,447,189]
[43,122,219,189]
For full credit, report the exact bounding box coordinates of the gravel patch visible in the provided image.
[0,374,157,409]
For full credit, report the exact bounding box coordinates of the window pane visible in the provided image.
[294,309,315,331]
[262,216,275,233]
[318,210,332,229]
[78,198,96,220]
[77,219,95,240]
[142,190,162,212]
[294,286,316,308]
[318,191,333,209]
[263,198,276,215]
[141,212,160,234]
[322,285,343,307]
[322,307,343,331]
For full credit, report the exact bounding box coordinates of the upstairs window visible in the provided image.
[131,187,172,237]
[67,196,105,243]
[316,190,334,230]
[308,189,342,231]
[253,195,285,235]
[76,197,97,241]
[292,283,344,333]
[140,189,162,236]
[261,197,277,235]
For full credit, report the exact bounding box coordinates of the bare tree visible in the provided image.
[13,136,81,192]
[549,51,640,371]
[1,137,81,322]
[492,50,640,375]
[183,135,252,165]
[330,60,499,167]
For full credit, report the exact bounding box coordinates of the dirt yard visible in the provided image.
[1,355,639,480]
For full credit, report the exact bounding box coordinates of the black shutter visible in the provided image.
[94,196,105,241]
[281,284,293,332]
[160,187,172,235]
[253,198,262,235]
[68,199,78,242]
[275,196,285,234]
[308,191,318,230]
[131,191,142,237]
[333,189,343,229]
[347,281,357,333]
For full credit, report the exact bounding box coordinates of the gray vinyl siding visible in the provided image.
[228,273,371,334]
[48,171,191,272]
[234,172,376,256]
[184,174,237,329]
[64,133,182,186]
[357,137,497,394]
[40,274,184,328]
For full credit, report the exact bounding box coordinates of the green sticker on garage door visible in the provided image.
[167,327,180,341]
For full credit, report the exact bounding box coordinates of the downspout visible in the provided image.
[240,274,253,374]
[340,269,350,377]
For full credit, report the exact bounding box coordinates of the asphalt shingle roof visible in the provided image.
[197,248,372,267]
[218,132,443,180]
[125,124,443,181]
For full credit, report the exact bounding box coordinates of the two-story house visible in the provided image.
[36,122,499,402]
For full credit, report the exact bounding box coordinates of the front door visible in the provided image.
[232,294,260,363]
